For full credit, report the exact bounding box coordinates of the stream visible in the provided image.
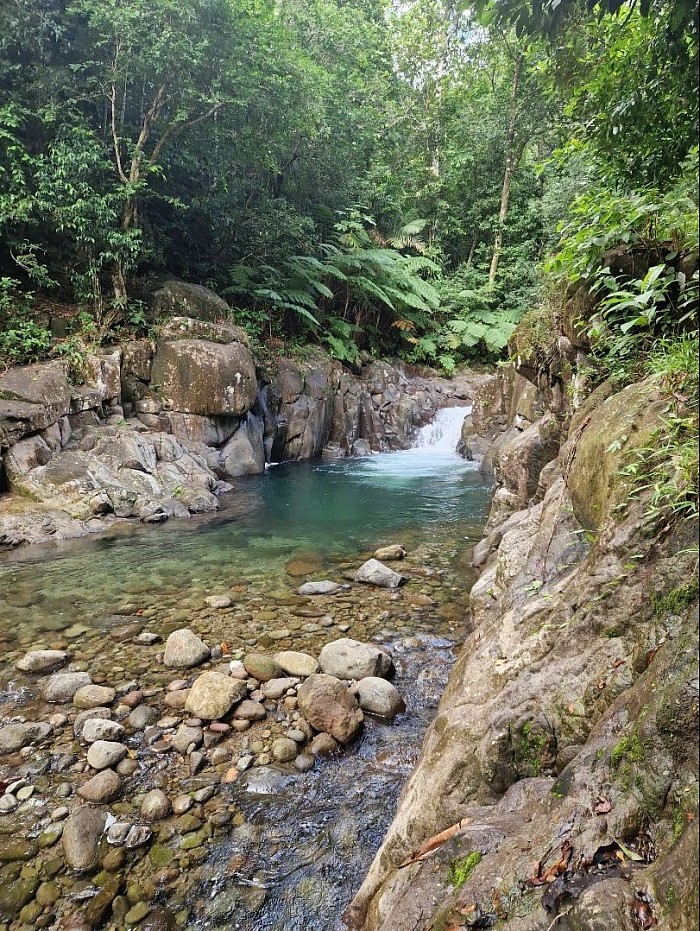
[0,406,493,931]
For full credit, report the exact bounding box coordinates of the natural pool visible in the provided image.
[0,408,493,930]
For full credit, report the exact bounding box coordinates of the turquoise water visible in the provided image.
[0,434,492,638]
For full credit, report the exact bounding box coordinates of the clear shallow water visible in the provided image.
[0,407,492,931]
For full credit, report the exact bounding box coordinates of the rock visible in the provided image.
[172,724,203,754]
[318,638,392,681]
[273,650,319,677]
[0,838,38,861]
[309,733,338,757]
[86,740,128,770]
[78,769,122,805]
[352,677,406,719]
[163,629,210,668]
[373,544,406,561]
[73,684,116,709]
[354,558,405,589]
[140,789,172,821]
[204,594,233,609]
[0,721,52,754]
[128,705,159,729]
[297,674,364,744]
[297,581,342,596]
[150,337,257,417]
[261,677,299,699]
[218,415,266,477]
[184,672,247,720]
[16,649,70,673]
[41,671,92,702]
[271,737,298,763]
[233,700,267,722]
[74,707,112,739]
[243,653,283,682]
[80,719,125,744]
[125,825,152,849]
[63,806,107,870]
[294,754,315,772]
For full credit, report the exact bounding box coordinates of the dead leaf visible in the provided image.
[613,658,626,668]
[597,681,606,690]
[594,798,612,814]
[615,839,644,862]
[398,818,472,868]
[220,642,229,654]
[527,840,573,886]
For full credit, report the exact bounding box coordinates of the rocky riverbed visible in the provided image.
[0,514,486,931]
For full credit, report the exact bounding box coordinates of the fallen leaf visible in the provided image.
[594,798,612,814]
[613,658,626,668]
[220,642,229,654]
[398,818,472,868]
[615,839,644,862]
[597,681,606,690]
[527,840,573,886]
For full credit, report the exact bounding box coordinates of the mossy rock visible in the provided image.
[565,378,669,530]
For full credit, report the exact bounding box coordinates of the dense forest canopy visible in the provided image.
[0,0,698,370]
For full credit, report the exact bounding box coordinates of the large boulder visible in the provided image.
[297,674,364,744]
[218,415,265,477]
[184,672,247,719]
[319,638,392,681]
[0,361,71,449]
[163,629,210,668]
[150,338,257,417]
[148,279,233,323]
[158,316,249,346]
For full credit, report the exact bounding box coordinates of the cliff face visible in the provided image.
[347,338,699,931]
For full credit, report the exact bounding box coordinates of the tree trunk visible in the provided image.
[489,52,524,286]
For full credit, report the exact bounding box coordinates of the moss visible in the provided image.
[665,884,677,909]
[514,722,551,778]
[448,851,483,891]
[652,579,699,617]
[611,733,644,768]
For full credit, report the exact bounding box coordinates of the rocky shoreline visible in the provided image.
[0,278,488,549]
[346,329,699,930]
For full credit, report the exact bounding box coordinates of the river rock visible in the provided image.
[318,638,392,681]
[204,594,233,609]
[78,769,123,803]
[233,700,267,722]
[74,707,112,738]
[271,737,298,763]
[41,671,92,702]
[80,719,125,744]
[184,672,247,720]
[73,684,116,709]
[163,628,210,668]
[297,674,364,744]
[352,677,406,719]
[0,722,52,754]
[172,724,203,754]
[243,653,282,682]
[16,649,70,673]
[373,544,406,561]
[87,740,128,770]
[63,807,107,870]
[353,558,405,588]
[273,650,319,677]
[261,677,299,699]
[297,580,342,596]
[140,789,172,821]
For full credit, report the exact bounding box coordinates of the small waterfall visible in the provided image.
[412,405,472,453]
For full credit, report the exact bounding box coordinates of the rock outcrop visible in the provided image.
[347,322,699,931]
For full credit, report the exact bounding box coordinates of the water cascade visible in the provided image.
[412,404,471,452]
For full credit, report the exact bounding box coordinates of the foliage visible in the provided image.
[447,851,483,892]
[0,314,51,366]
